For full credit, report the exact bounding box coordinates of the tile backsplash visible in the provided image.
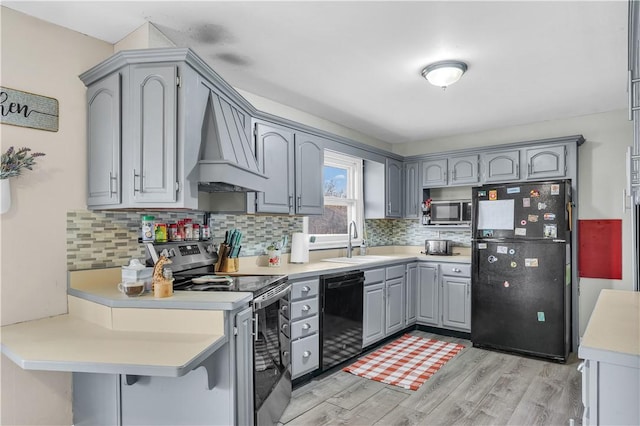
[66,210,470,270]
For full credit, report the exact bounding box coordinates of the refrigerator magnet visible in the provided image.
[523,198,531,208]
[528,214,539,222]
[530,189,540,197]
[478,243,487,249]
[525,258,539,267]
[537,312,546,322]
[488,255,498,263]
[520,219,527,226]
[537,202,547,210]
[514,228,527,236]
[550,184,560,195]
[543,213,556,220]
[503,281,510,288]
[508,248,516,255]
[543,224,557,238]
[489,190,498,200]
[482,230,494,237]
[497,245,508,254]
[510,261,517,268]
[478,190,487,197]
[506,187,521,194]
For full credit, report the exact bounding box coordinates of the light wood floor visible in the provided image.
[280,330,583,426]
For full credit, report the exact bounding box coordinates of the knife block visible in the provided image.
[216,257,238,273]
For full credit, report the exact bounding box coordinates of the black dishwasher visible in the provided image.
[320,270,364,371]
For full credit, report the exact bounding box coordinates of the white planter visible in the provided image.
[1,179,11,214]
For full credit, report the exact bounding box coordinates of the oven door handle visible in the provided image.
[253,283,291,310]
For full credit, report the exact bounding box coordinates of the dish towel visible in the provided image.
[343,334,464,390]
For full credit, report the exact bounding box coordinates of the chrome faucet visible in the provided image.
[347,221,358,258]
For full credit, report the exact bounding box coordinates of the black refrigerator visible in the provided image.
[471,180,571,362]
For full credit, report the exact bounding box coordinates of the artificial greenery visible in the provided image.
[1,146,45,179]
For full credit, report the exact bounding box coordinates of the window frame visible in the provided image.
[305,150,364,250]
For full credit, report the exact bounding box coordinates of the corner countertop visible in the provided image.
[578,289,640,368]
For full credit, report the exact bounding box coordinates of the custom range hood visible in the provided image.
[198,90,268,192]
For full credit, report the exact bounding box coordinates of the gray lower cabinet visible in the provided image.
[417,263,439,325]
[363,265,405,347]
[386,158,403,217]
[385,265,405,335]
[405,263,418,325]
[363,269,386,347]
[289,278,320,379]
[441,274,471,332]
[481,149,520,183]
[525,144,566,179]
[417,262,471,333]
[255,122,324,215]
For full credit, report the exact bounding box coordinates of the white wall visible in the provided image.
[0,7,113,425]
[394,109,635,335]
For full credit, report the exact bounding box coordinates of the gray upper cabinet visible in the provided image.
[295,132,324,215]
[386,158,403,218]
[404,161,420,219]
[130,64,178,204]
[481,149,520,183]
[86,72,121,207]
[449,154,479,186]
[255,122,324,215]
[422,158,448,187]
[255,123,295,214]
[525,145,566,180]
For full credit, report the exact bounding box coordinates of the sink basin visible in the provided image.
[321,255,396,264]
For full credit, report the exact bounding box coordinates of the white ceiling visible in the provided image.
[4,1,630,144]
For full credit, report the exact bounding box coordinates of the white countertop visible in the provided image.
[579,289,640,367]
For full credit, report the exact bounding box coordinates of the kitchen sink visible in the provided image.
[321,255,396,264]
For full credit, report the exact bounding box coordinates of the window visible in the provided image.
[306,150,363,249]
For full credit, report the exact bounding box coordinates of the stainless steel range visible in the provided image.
[145,241,292,426]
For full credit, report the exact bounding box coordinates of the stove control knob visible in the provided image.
[169,248,177,258]
[159,249,170,258]
[205,244,217,254]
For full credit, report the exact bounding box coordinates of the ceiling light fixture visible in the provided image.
[421,60,468,89]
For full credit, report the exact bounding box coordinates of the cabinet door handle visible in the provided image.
[467,282,470,295]
[109,172,117,197]
[452,169,456,181]
[516,163,520,178]
[302,350,311,358]
[282,350,290,359]
[280,305,288,313]
[388,202,391,214]
[253,313,259,342]
[301,286,311,292]
[302,323,311,330]
[288,195,293,209]
[527,163,532,177]
[297,195,302,210]
[302,304,311,312]
[281,323,289,333]
[452,268,461,273]
[628,70,640,120]
[133,169,141,193]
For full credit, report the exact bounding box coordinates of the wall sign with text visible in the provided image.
[0,86,59,132]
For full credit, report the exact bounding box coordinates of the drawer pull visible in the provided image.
[302,286,311,292]
[281,324,289,333]
[302,304,311,312]
[302,323,311,330]
[282,350,289,358]
[280,305,288,313]
[302,350,311,358]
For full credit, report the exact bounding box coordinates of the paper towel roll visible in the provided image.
[290,233,309,263]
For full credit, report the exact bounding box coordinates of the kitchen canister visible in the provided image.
[290,232,310,263]
[141,215,155,241]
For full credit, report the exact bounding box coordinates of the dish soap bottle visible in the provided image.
[360,240,367,256]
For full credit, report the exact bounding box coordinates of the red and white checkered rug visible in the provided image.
[343,334,465,391]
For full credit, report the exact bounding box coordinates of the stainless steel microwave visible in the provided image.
[429,200,472,225]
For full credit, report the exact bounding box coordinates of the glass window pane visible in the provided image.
[324,166,348,198]
[309,205,348,234]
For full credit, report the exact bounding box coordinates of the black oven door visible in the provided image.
[253,284,291,426]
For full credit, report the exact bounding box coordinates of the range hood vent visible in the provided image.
[198,91,268,192]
